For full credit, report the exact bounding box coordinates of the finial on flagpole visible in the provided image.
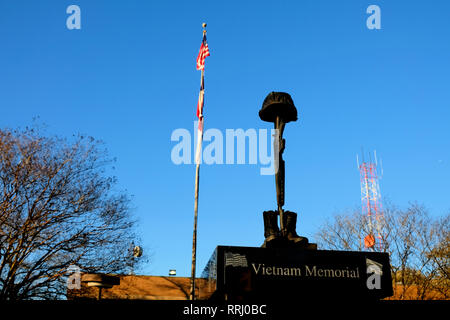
[202,23,207,34]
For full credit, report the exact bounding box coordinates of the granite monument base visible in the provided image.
[201,246,393,301]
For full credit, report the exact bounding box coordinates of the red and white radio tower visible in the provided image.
[357,150,385,252]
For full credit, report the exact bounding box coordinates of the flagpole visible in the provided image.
[190,24,207,301]
[190,156,200,300]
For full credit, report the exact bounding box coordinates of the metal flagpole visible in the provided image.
[190,24,207,301]
[190,157,201,300]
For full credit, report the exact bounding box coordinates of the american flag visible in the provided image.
[195,80,204,164]
[225,252,248,268]
[195,33,210,164]
[196,34,210,71]
[366,258,383,275]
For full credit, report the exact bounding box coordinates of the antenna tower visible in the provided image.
[357,150,385,251]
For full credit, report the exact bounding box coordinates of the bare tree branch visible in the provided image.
[314,202,449,300]
[0,126,144,300]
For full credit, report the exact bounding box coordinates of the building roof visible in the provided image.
[68,274,215,300]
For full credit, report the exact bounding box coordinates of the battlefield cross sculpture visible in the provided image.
[259,92,309,248]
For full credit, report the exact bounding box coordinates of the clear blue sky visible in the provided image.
[1,1,449,277]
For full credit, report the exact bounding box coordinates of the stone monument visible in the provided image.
[201,92,393,301]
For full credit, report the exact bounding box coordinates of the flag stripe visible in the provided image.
[197,88,204,119]
[195,119,203,164]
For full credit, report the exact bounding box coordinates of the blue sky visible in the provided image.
[0,0,449,277]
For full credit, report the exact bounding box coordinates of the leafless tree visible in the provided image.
[314,202,449,300]
[0,126,143,300]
